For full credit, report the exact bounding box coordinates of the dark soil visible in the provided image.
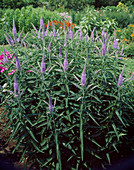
[0,106,134,170]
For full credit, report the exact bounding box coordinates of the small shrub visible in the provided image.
[0,18,134,169]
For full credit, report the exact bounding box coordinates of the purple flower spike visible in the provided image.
[87,52,89,61]
[42,24,45,37]
[59,46,62,57]
[79,26,82,40]
[49,95,53,113]
[45,21,49,35]
[114,30,117,49]
[64,33,67,46]
[64,22,66,31]
[48,39,52,53]
[91,27,95,41]
[64,51,68,71]
[102,24,105,37]
[32,23,38,34]
[14,54,21,70]
[17,29,23,42]
[120,47,124,56]
[81,63,86,86]
[118,65,125,86]
[12,19,17,40]
[102,33,107,56]
[40,16,44,29]
[14,74,20,94]
[41,52,45,74]
[68,29,73,40]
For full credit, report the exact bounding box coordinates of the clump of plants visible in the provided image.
[0,17,134,169]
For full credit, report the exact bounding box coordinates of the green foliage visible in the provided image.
[47,0,95,11]
[124,42,134,58]
[1,6,62,33]
[0,19,134,169]
[0,0,43,9]
[101,9,134,28]
[76,7,118,35]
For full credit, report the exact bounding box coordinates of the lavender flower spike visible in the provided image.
[14,54,21,70]
[118,65,125,86]
[17,29,23,42]
[45,21,49,35]
[12,19,17,40]
[40,16,44,29]
[91,27,95,41]
[48,39,52,53]
[14,74,20,94]
[64,33,67,46]
[102,24,105,37]
[49,95,53,113]
[64,51,68,71]
[81,63,86,86]
[59,46,62,57]
[79,26,82,40]
[114,30,117,49]
[41,52,45,73]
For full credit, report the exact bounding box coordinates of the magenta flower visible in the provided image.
[64,51,68,71]
[81,63,86,86]
[41,52,45,74]
[49,95,53,113]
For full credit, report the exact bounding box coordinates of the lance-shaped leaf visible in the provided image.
[14,74,20,94]
[41,52,45,74]
[118,65,125,86]
[64,51,68,71]
[14,54,21,70]
[49,95,53,113]
[81,63,86,86]
[12,19,17,40]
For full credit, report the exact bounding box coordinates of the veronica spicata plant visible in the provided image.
[0,17,134,170]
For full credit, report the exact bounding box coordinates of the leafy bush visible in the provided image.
[0,18,134,169]
[76,7,118,36]
[124,42,134,58]
[1,6,62,33]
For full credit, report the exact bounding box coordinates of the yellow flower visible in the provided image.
[117,30,121,32]
[124,38,127,41]
[130,34,134,37]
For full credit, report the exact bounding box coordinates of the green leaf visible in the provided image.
[115,110,126,127]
